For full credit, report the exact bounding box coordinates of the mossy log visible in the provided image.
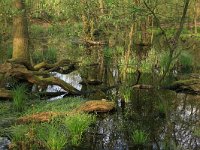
[18,100,115,123]
[76,100,115,113]
[0,88,12,99]
[165,79,200,94]
[33,59,79,74]
[0,63,81,97]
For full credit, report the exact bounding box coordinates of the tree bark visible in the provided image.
[12,0,31,64]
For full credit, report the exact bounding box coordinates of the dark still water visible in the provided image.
[47,45,200,149]
[47,65,199,149]
[77,89,200,150]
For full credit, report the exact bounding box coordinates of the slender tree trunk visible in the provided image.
[194,0,198,34]
[12,0,31,64]
[98,0,104,14]
[123,24,134,80]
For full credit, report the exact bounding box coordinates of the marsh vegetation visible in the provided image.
[0,0,200,149]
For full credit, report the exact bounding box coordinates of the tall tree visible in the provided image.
[12,0,31,65]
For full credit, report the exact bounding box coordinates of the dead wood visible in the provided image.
[0,63,81,96]
[75,100,115,113]
[34,59,79,74]
[17,100,115,124]
[84,39,106,46]
[0,88,12,99]
[37,91,66,98]
[132,84,154,89]
[18,111,66,123]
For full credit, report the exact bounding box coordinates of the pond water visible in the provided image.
[42,42,200,149]
[48,70,199,149]
[79,90,200,150]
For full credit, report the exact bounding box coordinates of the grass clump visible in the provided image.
[131,129,148,145]
[37,122,67,150]
[24,97,84,115]
[64,113,96,146]
[120,86,132,102]
[2,97,96,149]
[9,124,31,149]
[32,47,57,64]
[12,84,28,112]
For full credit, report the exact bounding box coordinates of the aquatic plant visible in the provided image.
[131,129,148,145]
[156,102,166,119]
[63,113,96,146]
[12,84,28,112]
[37,123,67,150]
[120,86,132,102]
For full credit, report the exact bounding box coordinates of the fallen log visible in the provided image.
[75,100,115,113]
[0,63,81,95]
[132,84,154,89]
[164,79,200,95]
[84,39,106,46]
[34,59,79,74]
[17,100,115,123]
[0,88,12,99]
[37,91,66,98]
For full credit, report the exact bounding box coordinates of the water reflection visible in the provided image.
[79,90,200,150]
[45,68,199,149]
[46,72,82,100]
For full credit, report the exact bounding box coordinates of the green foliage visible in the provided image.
[178,51,193,73]
[24,97,84,115]
[32,47,57,64]
[45,47,57,63]
[6,45,13,59]
[9,124,30,143]
[160,51,171,73]
[37,123,67,150]
[131,129,148,145]
[140,48,157,73]
[193,126,200,137]
[63,113,96,146]
[120,86,133,102]
[12,84,28,112]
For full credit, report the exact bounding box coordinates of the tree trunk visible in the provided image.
[12,0,31,64]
